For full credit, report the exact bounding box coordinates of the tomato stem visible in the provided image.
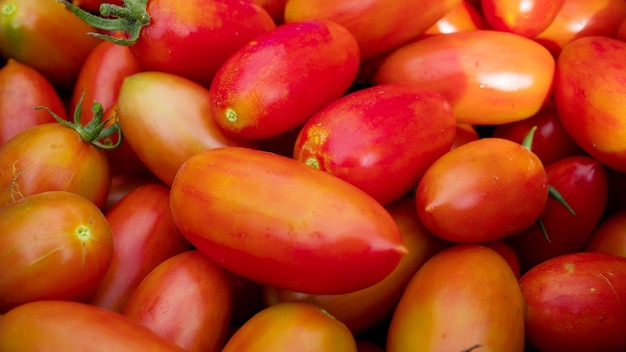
[548,184,576,216]
[536,217,551,242]
[521,125,538,150]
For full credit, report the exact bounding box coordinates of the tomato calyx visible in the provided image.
[35,91,123,150]
[57,0,150,46]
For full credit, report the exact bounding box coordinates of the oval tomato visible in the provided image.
[481,0,564,37]
[584,209,626,258]
[0,191,113,313]
[209,20,360,140]
[374,29,555,125]
[170,146,407,295]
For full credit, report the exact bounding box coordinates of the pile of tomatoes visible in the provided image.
[1,0,626,351]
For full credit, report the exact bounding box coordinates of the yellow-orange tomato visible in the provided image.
[584,209,626,258]
[419,0,488,39]
[481,0,564,37]
[374,30,555,125]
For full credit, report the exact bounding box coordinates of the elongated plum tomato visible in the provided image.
[416,137,549,243]
[209,20,360,140]
[169,147,407,295]
[0,191,113,313]
[294,82,456,206]
[481,0,564,37]
[374,29,555,125]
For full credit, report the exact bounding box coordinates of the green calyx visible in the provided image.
[35,91,123,150]
[57,0,150,46]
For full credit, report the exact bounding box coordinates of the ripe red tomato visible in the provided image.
[0,191,113,313]
[170,146,407,295]
[584,209,626,258]
[481,0,564,37]
[209,20,360,140]
[418,0,488,39]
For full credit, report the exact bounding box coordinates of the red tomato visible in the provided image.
[418,0,488,39]
[294,83,457,205]
[481,0,564,37]
[450,122,480,150]
[250,0,286,23]
[520,252,626,352]
[103,171,163,212]
[584,209,626,258]
[481,239,521,279]
[0,59,67,145]
[387,244,524,351]
[0,300,185,351]
[84,184,191,312]
[618,17,626,41]
[374,30,555,125]
[209,20,360,140]
[122,250,232,352]
[283,0,461,61]
[415,137,549,243]
[73,0,123,12]
[222,301,357,351]
[0,191,113,313]
[170,146,407,295]
[116,71,258,186]
[554,36,626,173]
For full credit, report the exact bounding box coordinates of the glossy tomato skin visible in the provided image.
[84,184,191,312]
[387,244,524,352]
[0,123,111,209]
[0,0,101,92]
[262,197,450,335]
[284,0,461,61]
[0,191,113,313]
[416,137,549,243]
[520,252,626,352]
[0,300,185,351]
[294,83,457,206]
[117,71,258,186]
[222,301,357,352]
[554,36,626,172]
[505,155,608,273]
[374,30,555,125]
[170,147,406,295]
[0,59,67,145]
[210,20,360,140]
[584,209,626,257]
[418,0,488,39]
[122,250,232,352]
[481,0,564,37]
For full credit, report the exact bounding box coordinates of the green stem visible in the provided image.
[521,125,538,151]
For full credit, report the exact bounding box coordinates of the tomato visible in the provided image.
[418,0,488,39]
[0,0,101,92]
[554,36,626,173]
[481,0,564,37]
[450,122,479,150]
[250,0,287,23]
[481,239,521,279]
[415,137,548,243]
[374,30,555,125]
[222,301,357,351]
[294,82,456,206]
[262,197,449,335]
[618,17,626,41]
[0,59,67,145]
[505,155,608,273]
[103,171,162,212]
[100,103,150,175]
[170,146,406,295]
[209,20,360,140]
[116,71,258,186]
[0,300,185,351]
[387,244,524,351]
[584,209,626,258]
[121,250,232,352]
[84,184,191,312]
[62,0,276,88]
[0,191,113,313]
[283,0,461,61]
[520,252,626,352]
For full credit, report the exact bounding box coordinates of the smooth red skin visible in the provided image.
[73,0,123,12]
[103,171,162,212]
[0,59,67,145]
[520,252,626,352]
[416,138,549,243]
[0,123,111,209]
[284,0,461,61]
[0,191,113,313]
[387,244,525,352]
[534,0,626,56]
[618,17,626,41]
[262,197,450,335]
[481,0,564,37]
[170,147,407,295]
[505,156,608,273]
[554,36,626,173]
[450,122,479,150]
[585,209,626,258]
[210,20,360,140]
[121,251,232,352]
[0,300,185,351]
[130,0,275,88]
[0,0,101,92]
[491,103,584,165]
[222,302,357,351]
[374,30,555,125]
[294,83,456,206]
[418,0,488,39]
[84,184,191,312]
[117,71,258,186]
